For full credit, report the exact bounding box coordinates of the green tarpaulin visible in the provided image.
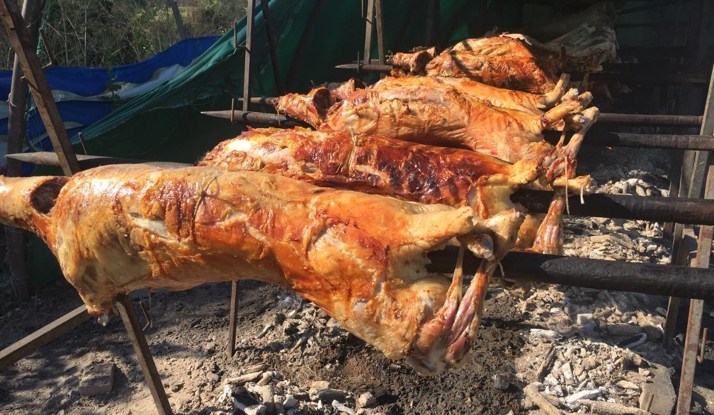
[23,0,669,285]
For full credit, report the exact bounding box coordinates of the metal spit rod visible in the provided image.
[205,106,703,129]
[201,110,307,127]
[544,131,714,151]
[427,248,714,301]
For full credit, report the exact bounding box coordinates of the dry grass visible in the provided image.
[0,0,247,70]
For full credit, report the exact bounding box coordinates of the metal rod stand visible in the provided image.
[225,0,256,360]
[664,63,714,346]
[227,281,240,358]
[675,166,713,415]
[115,294,173,415]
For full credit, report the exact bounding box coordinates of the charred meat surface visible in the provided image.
[200,127,541,259]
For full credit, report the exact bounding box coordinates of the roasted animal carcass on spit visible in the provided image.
[502,24,617,74]
[389,38,557,93]
[277,74,582,130]
[200,128,594,257]
[270,75,598,256]
[389,26,616,91]
[318,76,598,182]
[0,164,499,375]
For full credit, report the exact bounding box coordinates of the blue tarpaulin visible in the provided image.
[0,35,219,163]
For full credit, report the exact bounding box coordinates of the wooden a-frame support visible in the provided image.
[0,1,173,413]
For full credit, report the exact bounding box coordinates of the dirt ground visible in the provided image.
[0,279,526,415]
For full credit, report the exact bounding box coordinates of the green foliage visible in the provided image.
[0,0,247,70]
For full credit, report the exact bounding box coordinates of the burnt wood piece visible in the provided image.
[427,249,714,301]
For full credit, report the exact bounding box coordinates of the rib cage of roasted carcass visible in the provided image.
[0,30,605,376]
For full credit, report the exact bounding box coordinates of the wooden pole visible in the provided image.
[166,0,187,40]
[664,64,714,347]
[227,281,239,358]
[0,305,90,370]
[6,0,41,177]
[285,0,327,90]
[242,0,255,112]
[0,0,81,176]
[675,166,713,415]
[4,0,42,302]
[259,0,284,95]
[375,0,385,66]
[363,0,375,64]
[115,294,173,415]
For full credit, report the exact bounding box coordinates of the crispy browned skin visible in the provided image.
[391,37,578,94]
[200,127,534,259]
[199,127,596,256]
[201,127,537,217]
[423,36,566,94]
[514,193,566,255]
[324,78,364,102]
[433,74,571,113]
[0,165,493,375]
[320,75,599,180]
[448,37,565,73]
[425,51,557,94]
[274,74,587,132]
[370,75,592,130]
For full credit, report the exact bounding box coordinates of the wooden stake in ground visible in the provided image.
[4,0,43,301]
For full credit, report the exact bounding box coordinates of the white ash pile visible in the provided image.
[216,373,379,415]
[517,334,676,413]
[515,277,680,413]
[211,296,385,415]
[563,217,670,264]
[520,285,669,345]
[566,147,672,263]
